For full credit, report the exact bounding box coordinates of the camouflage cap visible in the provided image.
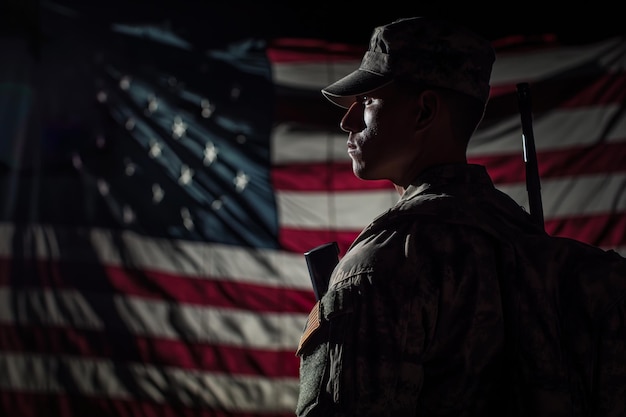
[322,17,496,108]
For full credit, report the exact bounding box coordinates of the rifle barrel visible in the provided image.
[516,82,545,231]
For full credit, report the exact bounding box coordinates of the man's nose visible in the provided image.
[339,102,364,133]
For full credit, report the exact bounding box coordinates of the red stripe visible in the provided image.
[279,228,360,255]
[274,92,346,130]
[268,38,364,62]
[0,392,294,417]
[472,141,626,184]
[272,161,393,191]
[0,258,315,314]
[490,33,559,50]
[0,324,300,377]
[546,212,626,248]
[489,72,626,106]
[484,70,626,125]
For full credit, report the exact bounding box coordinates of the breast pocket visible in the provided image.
[295,285,359,416]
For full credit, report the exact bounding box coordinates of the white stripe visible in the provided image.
[0,288,307,350]
[0,223,312,290]
[469,103,626,156]
[271,37,626,90]
[277,173,626,230]
[271,102,626,164]
[277,189,399,229]
[272,60,359,89]
[609,245,626,257]
[0,352,298,412]
[271,123,348,164]
[490,36,626,86]
[496,172,626,219]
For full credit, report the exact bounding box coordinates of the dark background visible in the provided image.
[3,1,625,49]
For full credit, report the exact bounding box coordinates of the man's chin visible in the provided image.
[353,170,382,182]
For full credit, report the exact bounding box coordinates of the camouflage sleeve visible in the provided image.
[296,220,507,416]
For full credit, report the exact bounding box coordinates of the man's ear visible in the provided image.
[415,90,438,128]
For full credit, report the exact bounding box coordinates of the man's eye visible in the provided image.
[359,96,371,104]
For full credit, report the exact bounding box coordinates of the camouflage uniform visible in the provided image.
[296,163,626,417]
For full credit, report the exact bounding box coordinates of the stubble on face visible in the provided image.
[348,87,417,183]
[349,124,378,179]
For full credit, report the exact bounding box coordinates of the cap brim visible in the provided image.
[321,69,393,108]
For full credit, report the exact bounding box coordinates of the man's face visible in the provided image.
[340,82,424,185]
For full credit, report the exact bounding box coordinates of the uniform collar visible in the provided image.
[400,163,493,202]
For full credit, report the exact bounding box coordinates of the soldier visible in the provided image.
[295,16,626,417]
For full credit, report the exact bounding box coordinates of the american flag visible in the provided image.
[0,7,625,417]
